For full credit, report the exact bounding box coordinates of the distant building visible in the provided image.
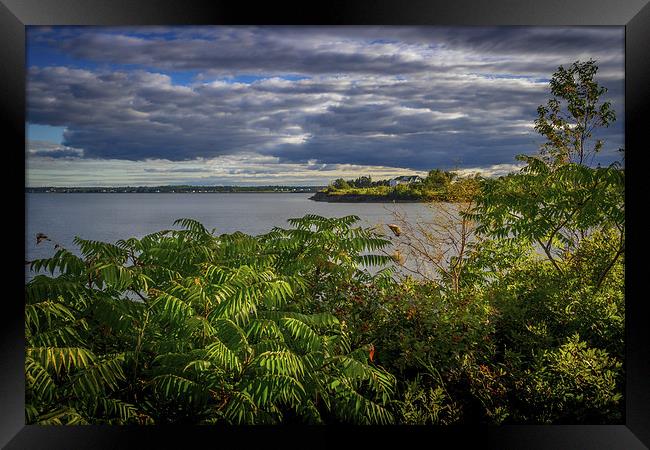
[389,175,424,187]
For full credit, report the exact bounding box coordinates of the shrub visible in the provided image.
[516,334,623,423]
[26,216,396,425]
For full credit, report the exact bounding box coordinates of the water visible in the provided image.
[26,193,435,268]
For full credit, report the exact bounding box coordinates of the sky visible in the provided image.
[25,26,625,187]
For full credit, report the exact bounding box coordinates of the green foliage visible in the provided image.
[518,334,623,423]
[323,171,482,203]
[352,175,372,188]
[310,59,624,425]
[535,59,615,165]
[331,178,351,190]
[471,60,622,276]
[26,214,395,425]
[470,156,623,277]
[396,376,461,425]
[260,214,393,298]
[424,169,455,190]
[491,229,623,347]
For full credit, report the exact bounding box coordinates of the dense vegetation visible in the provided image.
[25,60,624,425]
[318,171,482,202]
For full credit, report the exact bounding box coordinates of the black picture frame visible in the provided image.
[3,0,649,448]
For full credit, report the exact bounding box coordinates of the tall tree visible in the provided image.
[353,176,372,188]
[332,178,351,190]
[470,60,624,280]
[425,169,455,190]
[534,59,616,166]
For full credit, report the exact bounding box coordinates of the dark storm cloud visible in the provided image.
[51,29,431,76]
[271,130,536,169]
[26,26,625,171]
[31,26,624,77]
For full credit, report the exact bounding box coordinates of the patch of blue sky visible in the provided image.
[165,71,200,85]
[28,45,199,87]
[472,72,550,83]
[27,124,65,143]
[27,42,98,71]
[369,39,399,45]
[279,75,309,81]
[119,29,179,40]
[112,26,223,41]
[229,74,268,84]
[223,74,309,84]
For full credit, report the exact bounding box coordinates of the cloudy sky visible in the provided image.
[26,26,624,186]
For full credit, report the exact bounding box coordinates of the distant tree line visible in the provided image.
[326,170,484,202]
[330,176,388,190]
[330,170,475,191]
[26,185,324,194]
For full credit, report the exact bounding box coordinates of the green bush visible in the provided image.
[26,216,396,425]
[395,375,462,425]
[517,334,623,423]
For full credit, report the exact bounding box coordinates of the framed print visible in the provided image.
[3,0,649,448]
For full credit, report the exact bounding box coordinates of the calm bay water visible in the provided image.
[26,193,434,265]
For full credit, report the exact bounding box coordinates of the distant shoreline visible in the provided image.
[309,191,425,203]
[26,191,314,194]
[25,187,323,194]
